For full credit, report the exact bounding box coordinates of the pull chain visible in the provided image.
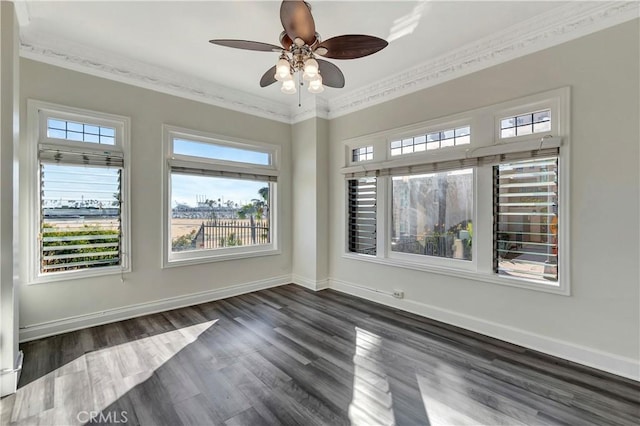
[298,72,302,107]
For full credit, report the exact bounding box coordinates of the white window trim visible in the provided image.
[162,125,280,268]
[26,100,131,284]
[342,87,571,296]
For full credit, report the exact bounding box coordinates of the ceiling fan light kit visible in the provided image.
[209,0,388,100]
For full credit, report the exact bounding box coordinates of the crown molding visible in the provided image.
[327,1,639,119]
[19,32,293,124]
[18,2,639,124]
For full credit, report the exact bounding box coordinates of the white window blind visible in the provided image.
[170,165,277,182]
[40,163,122,273]
[39,145,124,168]
[494,157,558,282]
[168,157,278,183]
[348,178,377,255]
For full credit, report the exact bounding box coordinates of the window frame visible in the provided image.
[162,125,281,268]
[351,145,374,163]
[341,87,570,295]
[386,169,478,271]
[26,100,131,284]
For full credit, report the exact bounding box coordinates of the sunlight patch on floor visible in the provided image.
[7,320,218,425]
[348,327,395,426]
[416,363,477,425]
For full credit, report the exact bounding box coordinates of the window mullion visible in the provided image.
[475,166,494,273]
[377,176,388,258]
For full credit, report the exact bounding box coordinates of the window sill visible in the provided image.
[27,265,130,285]
[342,253,569,296]
[164,247,281,269]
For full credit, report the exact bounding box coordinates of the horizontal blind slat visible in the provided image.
[43,242,120,251]
[42,250,120,261]
[42,258,121,271]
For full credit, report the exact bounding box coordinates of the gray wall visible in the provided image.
[19,59,292,328]
[291,117,330,287]
[328,21,639,364]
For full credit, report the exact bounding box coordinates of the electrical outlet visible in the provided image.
[392,289,404,299]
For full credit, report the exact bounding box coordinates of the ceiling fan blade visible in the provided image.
[317,59,344,88]
[280,0,316,46]
[279,32,293,50]
[209,39,282,52]
[317,35,388,60]
[259,66,277,88]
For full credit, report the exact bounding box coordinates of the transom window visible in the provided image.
[47,118,116,145]
[173,138,271,165]
[391,125,470,156]
[163,126,279,267]
[352,146,373,162]
[500,109,551,138]
[28,100,130,283]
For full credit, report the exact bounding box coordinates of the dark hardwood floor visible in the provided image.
[2,284,639,425]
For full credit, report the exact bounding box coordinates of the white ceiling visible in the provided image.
[21,1,571,107]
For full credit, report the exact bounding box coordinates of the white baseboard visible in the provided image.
[0,370,18,397]
[291,274,330,291]
[19,275,292,342]
[0,350,23,397]
[329,278,640,382]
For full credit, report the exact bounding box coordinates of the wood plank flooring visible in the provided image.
[1,284,639,425]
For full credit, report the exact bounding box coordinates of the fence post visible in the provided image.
[194,222,205,249]
[250,216,256,244]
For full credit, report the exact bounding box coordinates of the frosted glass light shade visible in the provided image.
[275,58,291,81]
[308,74,324,93]
[302,58,319,81]
[281,78,297,94]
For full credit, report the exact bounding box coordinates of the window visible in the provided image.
[391,125,470,156]
[163,126,279,266]
[500,109,551,138]
[348,178,377,255]
[352,146,373,162]
[391,170,473,261]
[342,88,569,294]
[28,100,130,282]
[494,157,558,282]
[47,118,116,145]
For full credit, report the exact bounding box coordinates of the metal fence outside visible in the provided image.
[194,217,269,249]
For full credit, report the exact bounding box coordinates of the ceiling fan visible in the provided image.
[209,0,388,96]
